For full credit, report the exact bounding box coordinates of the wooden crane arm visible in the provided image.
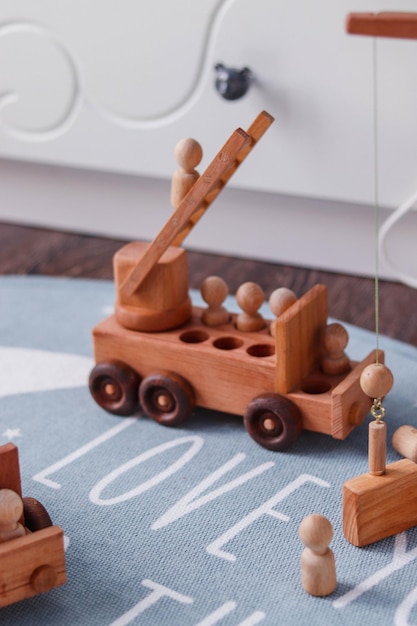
[120,110,274,299]
[346,12,417,39]
[171,110,274,247]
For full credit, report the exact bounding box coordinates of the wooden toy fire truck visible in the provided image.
[89,111,377,451]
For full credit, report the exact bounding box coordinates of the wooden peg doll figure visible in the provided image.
[236,282,266,331]
[201,276,230,326]
[0,488,26,542]
[268,287,297,337]
[170,137,203,210]
[321,322,351,375]
[299,514,337,597]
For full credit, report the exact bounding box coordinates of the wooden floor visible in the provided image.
[1,221,417,347]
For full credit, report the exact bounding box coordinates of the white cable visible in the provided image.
[378,187,417,288]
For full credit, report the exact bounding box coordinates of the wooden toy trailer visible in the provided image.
[89,111,377,451]
[0,443,66,608]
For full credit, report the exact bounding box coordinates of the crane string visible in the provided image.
[373,36,380,364]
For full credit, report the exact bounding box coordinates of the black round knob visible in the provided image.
[214,64,253,101]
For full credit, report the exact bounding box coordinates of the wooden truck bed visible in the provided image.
[288,350,376,439]
[0,526,66,608]
[93,309,276,417]
[92,307,375,438]
[0,443,67,608]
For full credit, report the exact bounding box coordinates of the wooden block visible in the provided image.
[0,443,22,497]
[0,526,66,608]
[343,459,417,547]
[274,284,328,394]
[346,12,417,40]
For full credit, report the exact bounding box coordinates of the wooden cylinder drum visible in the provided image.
[114,241,191,332]
[369,420,386,476]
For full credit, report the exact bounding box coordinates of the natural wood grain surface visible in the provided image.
[346,12,417,39]
[1,221,417,346]
[120,128,252,297]
[0,443,22,498]
[275,284,327,394]
[392,424,417,463]
[343,458,417,546]
[0,525,66,608]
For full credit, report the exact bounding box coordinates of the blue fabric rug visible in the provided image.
[1,275,417,626]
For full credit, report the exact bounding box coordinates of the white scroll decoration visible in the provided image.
[0,22,83,142]
[86,0,237,130]
[0,0,237,141]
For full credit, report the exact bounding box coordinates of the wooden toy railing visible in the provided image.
[120,110,274,299]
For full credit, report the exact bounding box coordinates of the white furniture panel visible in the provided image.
[1,0,417,281]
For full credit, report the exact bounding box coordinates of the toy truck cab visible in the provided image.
[89,111,376,451]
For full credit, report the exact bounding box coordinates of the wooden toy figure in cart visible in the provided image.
[0,443,66,608]
[89,110,380,452]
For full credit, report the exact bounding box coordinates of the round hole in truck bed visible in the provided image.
[247,343,275,357]
[213,336,244,350]
[179,329,209,344]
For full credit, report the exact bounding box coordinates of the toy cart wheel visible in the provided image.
[244,393,302,451]
[23,497,53,531]
[89,361,140,416]
[139,371,195,426]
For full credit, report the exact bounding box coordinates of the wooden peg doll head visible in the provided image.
[0,488,26,542]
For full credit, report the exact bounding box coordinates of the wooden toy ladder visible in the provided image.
[120,110,274,298]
